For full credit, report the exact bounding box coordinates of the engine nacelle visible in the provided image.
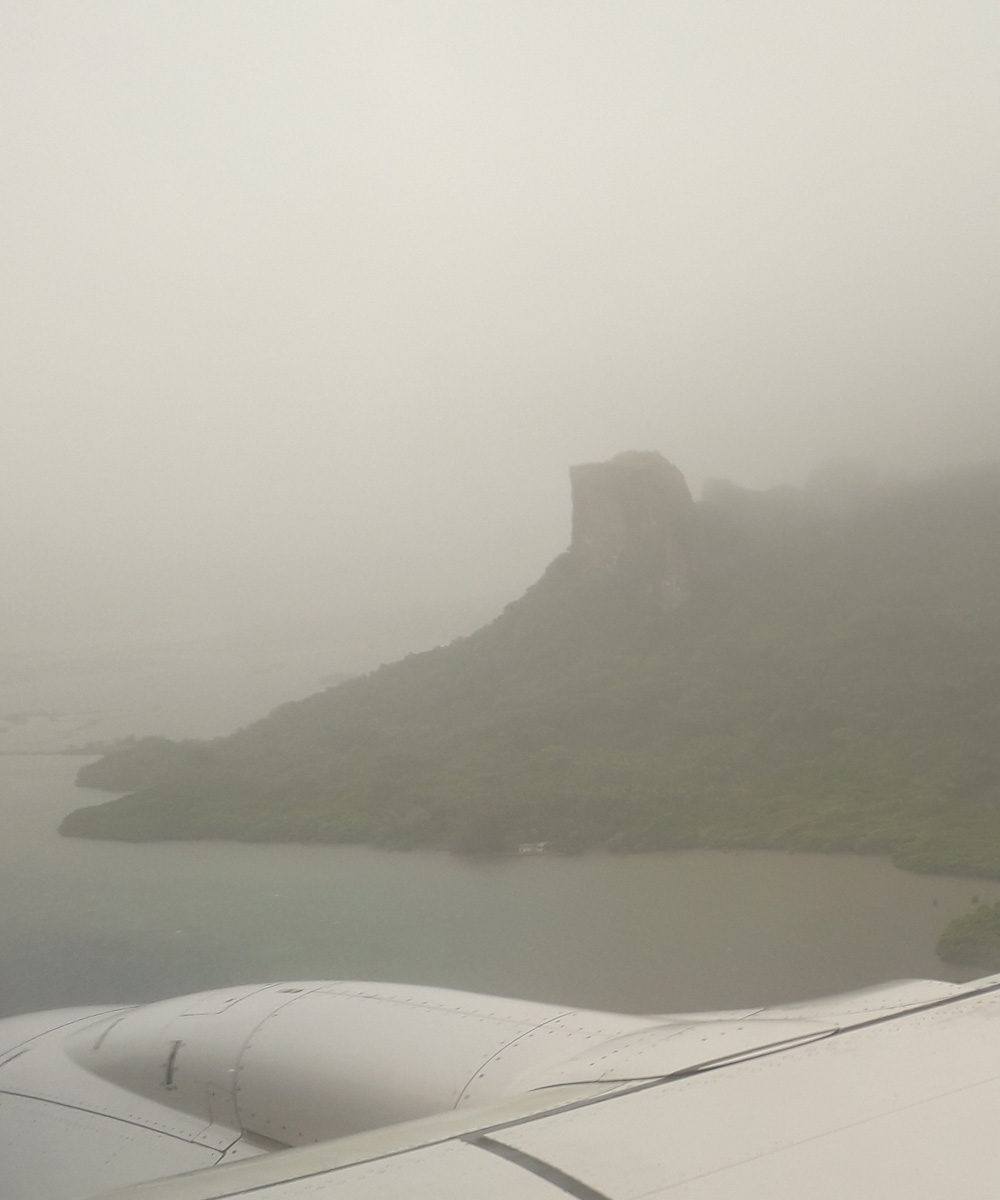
[65,981,654,1144]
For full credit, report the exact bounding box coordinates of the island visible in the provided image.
[62,451,1000,879]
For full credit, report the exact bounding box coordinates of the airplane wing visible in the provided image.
[4,974,1000,1199]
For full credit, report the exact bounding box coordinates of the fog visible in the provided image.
[3,0,1000,665]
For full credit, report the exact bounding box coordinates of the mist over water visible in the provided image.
[0,594,502,750]
[3,2,1000,1023]
[1,753,993,1020]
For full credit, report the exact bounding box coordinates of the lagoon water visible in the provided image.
[2,753,996,1020]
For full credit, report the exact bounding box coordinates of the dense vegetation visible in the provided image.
[936,903,1000,968]
[63,464,1000,878]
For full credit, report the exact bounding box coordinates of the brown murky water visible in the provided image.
[1,754,994,1019]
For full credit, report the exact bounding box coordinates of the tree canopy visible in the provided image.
[63,464,1000,879]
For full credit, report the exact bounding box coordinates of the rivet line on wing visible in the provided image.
[454,1010,578,1107]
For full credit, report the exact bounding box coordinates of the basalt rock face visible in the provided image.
[568,451,696,607]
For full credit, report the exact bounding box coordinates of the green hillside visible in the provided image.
[62,458,1000,878]
[936,903,1000,968]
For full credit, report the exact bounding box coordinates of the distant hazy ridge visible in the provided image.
[63,453,1000,878]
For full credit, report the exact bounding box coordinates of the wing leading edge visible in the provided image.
[5,974,1000,1199]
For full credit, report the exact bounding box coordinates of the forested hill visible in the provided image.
[62,453,1000,878]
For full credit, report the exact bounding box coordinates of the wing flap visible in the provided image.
[488,986,1000,1198]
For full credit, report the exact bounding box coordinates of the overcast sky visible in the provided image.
[3,0,1000,646]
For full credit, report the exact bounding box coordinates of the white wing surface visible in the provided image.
[4,975,1000,1199]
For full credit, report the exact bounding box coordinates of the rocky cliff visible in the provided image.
[568,451,696,607]
[62,457,1000,879]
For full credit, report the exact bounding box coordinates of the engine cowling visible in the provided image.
[65,981,655,1144]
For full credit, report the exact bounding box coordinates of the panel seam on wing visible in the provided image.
[453,1010,578,1107]
[0,1086,219,1146]
[469,1133,613,1200]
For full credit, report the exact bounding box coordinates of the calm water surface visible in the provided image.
[1,754,995,1019]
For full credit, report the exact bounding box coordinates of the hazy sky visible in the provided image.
[3,1,1000,644]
